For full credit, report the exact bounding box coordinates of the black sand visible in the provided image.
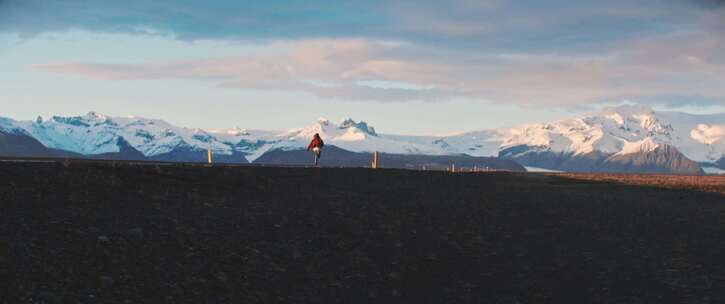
[1,161,724,303]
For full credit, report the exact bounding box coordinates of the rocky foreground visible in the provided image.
[1,160,725,303]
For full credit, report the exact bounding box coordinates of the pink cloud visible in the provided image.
[31,35,725,106]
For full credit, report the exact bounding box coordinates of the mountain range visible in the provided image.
[1,105,723,174]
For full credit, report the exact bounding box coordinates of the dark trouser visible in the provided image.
[313,148,321,165]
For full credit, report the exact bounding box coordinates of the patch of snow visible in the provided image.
[524,166,563,173]
[614,138,660,156]
[0,117,20,133]
[703,167,725,175]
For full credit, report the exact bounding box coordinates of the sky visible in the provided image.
[1,0,725,135]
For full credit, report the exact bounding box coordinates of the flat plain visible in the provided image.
[1,160,724,303]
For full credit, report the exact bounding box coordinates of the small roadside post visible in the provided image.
[372,151,379,169]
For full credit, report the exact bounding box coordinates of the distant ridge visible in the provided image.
[1,105,723,174]
[254,145,525,171]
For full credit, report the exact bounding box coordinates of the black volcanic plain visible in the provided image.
[1,160,725,303]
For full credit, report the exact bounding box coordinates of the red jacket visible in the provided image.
[307,136,324,150]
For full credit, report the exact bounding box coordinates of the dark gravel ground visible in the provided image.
[1,161,725,303]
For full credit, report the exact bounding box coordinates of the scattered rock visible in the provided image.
[97,236,110,244]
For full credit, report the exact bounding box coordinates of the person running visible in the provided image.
[307,133,324,166]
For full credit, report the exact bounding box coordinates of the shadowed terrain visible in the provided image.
[1,160,725,303]
[254,145,525,171]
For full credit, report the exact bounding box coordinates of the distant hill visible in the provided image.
[500,144,703,175]
[254,145,525,171]
[0,131,76,158]
[0,131,520,170]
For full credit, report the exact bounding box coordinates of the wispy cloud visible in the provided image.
[3,0,722,50]
[32,31,725,106]
[8,0,725,107]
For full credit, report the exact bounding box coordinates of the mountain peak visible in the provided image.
[229,127,250,136]
[614,137,661,156]
[583,104,670,135]
[317,117,331,126]
[84,111,108,120]
[51,112,108,127]
[339,118,377,136]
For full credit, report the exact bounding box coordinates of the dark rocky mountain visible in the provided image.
[500,144,704,174]
[87,137,146,161]
[716,157,725,170]
[604,145,703,174]
[148,145,249,164]
[0,131,153,161]
[0,131,77,158]
[254,145,526,171]
[499,145,609,172]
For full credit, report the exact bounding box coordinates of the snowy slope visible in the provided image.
[703,167,725,175]
[0,117,30,135]
[3,112,273,161]
[445,105,724,164]
[494,106,675,156]
[0,113,448,162]
[253,118,448,160]
[433,130,505,157]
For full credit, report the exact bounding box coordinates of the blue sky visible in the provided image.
[1,0,724,134]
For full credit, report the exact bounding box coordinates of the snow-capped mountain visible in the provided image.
[273,117,446,157]
[441,105,722,173]
[0,113,446,163]
[1,105,723,173]
[1,112,277,162]
[440,105,722,161]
